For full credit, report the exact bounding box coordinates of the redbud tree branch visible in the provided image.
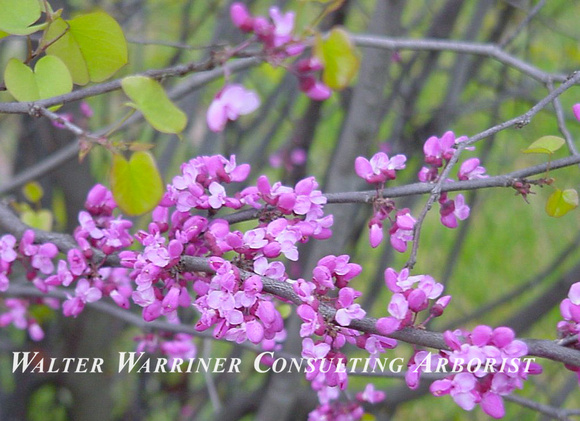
[405,70,580,269]
[0,202,579,367]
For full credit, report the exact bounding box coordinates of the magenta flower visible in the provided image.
[299,76,332,101]
[207,84,260,132]
[301,338,330,359]
[458,158,487,180]
[389,210,415,252]
[63,279,102,317]
[354,152,407,184]
[230,2,254,32]
[0,234,17,263]
[368,219,383,248]
[31,243,58,274]
[356,383,386,404]
[440,194,470,228]
[423,131,465,167]
[574,104,580,122]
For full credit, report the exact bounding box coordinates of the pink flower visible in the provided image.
[389,209,415,252]
[573,104,580,122]
[230,3,253,32]
[269,7,295,47]
[0,234,17,263]
[80,101,94,118]
[368,220,383,248]
[423,131,464,167]
[458,158,487,180]
[354,152,407,184]
[440,194,470,228]
[63,279,102,317]
[31,243,58,274]
[207,84,260,132]
[301,338,330,359]
[299,76,332,101]
[356,383,386,404]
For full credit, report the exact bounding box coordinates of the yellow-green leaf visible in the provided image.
[314,27,360,90]
[4,56,72,108]
[21,209,53,231]
[23,181,44,203]
[0,30,9,39]
[45,12,128,85]
[522,135,565,155]
[0,0,47,35]
[110,151,164,216]
[546,188,578,217]
[121,76,187,134]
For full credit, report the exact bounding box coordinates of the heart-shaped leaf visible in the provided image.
[0,0,47,35]
[546,188,578,217]
[522,136,565,155]
[4,56,72,107]
[110,151,164,216]
[44,12,127,85]
[21,209,53,231]
[121,76,187,134]
[314,27,360,90]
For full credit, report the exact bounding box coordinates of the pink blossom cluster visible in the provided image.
[353,152,416,250]
[367,205,416,252]
[418,131,487,229]
[230,2,331,101]
[0,186,134,327]
[377,267,450,334]
[119,153,334,353]
[194,258,284,344]
[291,255,394,419]
[307,383,385,420]
[208,3,333,132]
[0,298,45,341]
[429,326,542,418]
[557,282,580,382]
[134,332,197,369]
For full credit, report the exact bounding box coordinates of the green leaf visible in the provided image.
[22,181,44,203]
[314,27,360,90]
[0,30,9,39]
[21,209,53,231]
[546,188,578,217]
[522,135,565,155]
[44,12,128,85]
[4,56,72,107]
[0,0,47,35]
[110,151,164,216]
[121,76,187,134]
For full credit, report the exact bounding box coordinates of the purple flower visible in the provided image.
[458,158,487,180]
[207,84,260,132]
[301,338,330,359]
[440,194,470,228]
[0,234,17,263]
[230,3,253,32]
[354,152,406,184]
[368,219,383,248]
[31,243,58,274]
[63,279,102,317]
[574,104,580,122]
[423,131,463,167]
[67,249,87,276]
[356,383,386,404]
[389,210,415,252]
